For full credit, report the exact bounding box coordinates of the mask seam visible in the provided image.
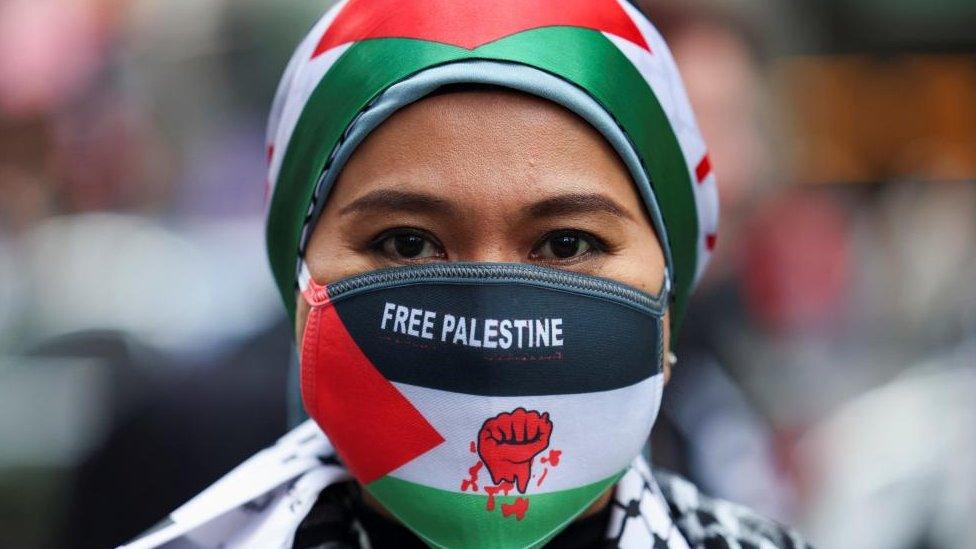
[323,263,668,313]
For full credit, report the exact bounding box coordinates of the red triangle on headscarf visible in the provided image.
[313,0,650,57]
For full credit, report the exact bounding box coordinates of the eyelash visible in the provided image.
[366,227,612,263]
[533,229,609,261]
[368,227,443,254]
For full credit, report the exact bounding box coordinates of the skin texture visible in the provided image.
[298,89,671,522]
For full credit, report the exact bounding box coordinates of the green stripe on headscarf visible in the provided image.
[267,27,698,331]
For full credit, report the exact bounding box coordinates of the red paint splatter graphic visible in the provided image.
[535,449,562,487]
[460,461,482,492]
[502,497,530,521]
[540,449,562,467]
[459,408,559,521]
[484,481,514,512]
[536,467,548,487]
[477,408,553,494]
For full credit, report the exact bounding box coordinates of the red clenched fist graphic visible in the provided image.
[477,408,553,493]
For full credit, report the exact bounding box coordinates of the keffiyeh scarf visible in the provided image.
[120,421,811,549]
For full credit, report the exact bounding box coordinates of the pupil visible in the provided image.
[550,235,579,258]
[394,234,425,257]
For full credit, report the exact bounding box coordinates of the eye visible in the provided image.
[531,230,602,261]
[371,229,445,261]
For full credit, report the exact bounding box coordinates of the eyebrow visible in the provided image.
[339,189,458,217]
[524,193,634,221]
[339,189,633,222]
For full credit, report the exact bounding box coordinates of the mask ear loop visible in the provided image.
[661,267,677,372]
[662,267,673,301]
[298,260,331,307]
[296,259,331,422]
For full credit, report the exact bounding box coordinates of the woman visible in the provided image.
[124,1,809,547]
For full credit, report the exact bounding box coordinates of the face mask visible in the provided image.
[299,262,668,548]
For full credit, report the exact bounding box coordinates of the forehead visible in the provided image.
[335,89,637,202]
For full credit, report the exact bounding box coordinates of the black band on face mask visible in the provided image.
[313,262,667,397]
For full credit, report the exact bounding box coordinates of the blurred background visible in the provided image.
[0,1,973,547]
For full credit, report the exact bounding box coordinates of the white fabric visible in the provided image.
[118,420,348,549]
[611,0,719,286]
[265,0,351,200]
[119,420,689,549]
[389,376,663,494]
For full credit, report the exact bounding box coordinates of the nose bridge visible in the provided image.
[460,251,522,263]
[450,198,526,263]
[455,232,523,263]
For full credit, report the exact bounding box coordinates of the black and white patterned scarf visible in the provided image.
[120,421,811,549]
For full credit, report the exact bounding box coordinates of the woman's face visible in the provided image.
[299,89,671,378]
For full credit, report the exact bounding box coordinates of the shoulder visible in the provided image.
[653,469,813,549]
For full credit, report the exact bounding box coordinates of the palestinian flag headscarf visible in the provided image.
[266,0,718,332]
[264,1,718,547]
